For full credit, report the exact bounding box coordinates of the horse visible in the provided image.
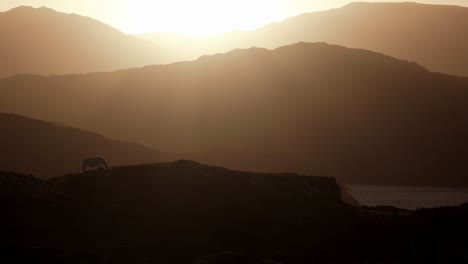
[81,156,108,173]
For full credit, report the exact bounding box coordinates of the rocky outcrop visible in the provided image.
[0,171,42,190]
[2,161,468,263]
[49,159,344,205]
[1,160,352,263]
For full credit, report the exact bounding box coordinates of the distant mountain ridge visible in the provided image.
[2,3,467,77]
[1,42,467,185]
[0,113,176,178]
[0,6,167,78]
[138,2,468,76]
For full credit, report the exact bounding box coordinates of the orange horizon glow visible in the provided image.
[1,0,468,34]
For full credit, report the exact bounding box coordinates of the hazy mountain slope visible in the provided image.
[254,2,468,76]
[1,42,468,185]
[0,113,175,178]
[138,2,468,76]
[0,6,166,78]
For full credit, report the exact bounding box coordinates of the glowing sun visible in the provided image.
[120,0,287,34]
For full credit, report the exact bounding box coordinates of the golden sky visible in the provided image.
[1,0,467,34]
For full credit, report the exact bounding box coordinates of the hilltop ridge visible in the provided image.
[0,5,166,78]
[138,2,468,76]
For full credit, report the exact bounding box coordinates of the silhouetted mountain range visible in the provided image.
[1,42,467,185]
[0,113,176,178]
[139,2,468,76]
[2,3,466,78]
[0,6,166,78]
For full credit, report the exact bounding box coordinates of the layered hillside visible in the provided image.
[0,113,175,178]
[0,6,165,78]
[139,2,468,76]
[1,42,468,185]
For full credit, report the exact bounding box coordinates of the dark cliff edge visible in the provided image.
[48,159,344,203]
[1,160,467,263]
[0,171,42,190]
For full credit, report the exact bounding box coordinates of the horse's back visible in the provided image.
[82,156,108,171]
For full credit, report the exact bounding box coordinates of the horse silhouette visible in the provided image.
[81,156,108,173]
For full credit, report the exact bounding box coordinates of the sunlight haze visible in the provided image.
[1,0,467,33]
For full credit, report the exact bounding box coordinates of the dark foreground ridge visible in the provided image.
[1,161,468,263]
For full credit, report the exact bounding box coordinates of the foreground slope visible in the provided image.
[0,161,349,263]
[1,161,468,263]
[1,42,468,185]
[0,6,165,78]
[140,2,468,76]
[0,113,175,178]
